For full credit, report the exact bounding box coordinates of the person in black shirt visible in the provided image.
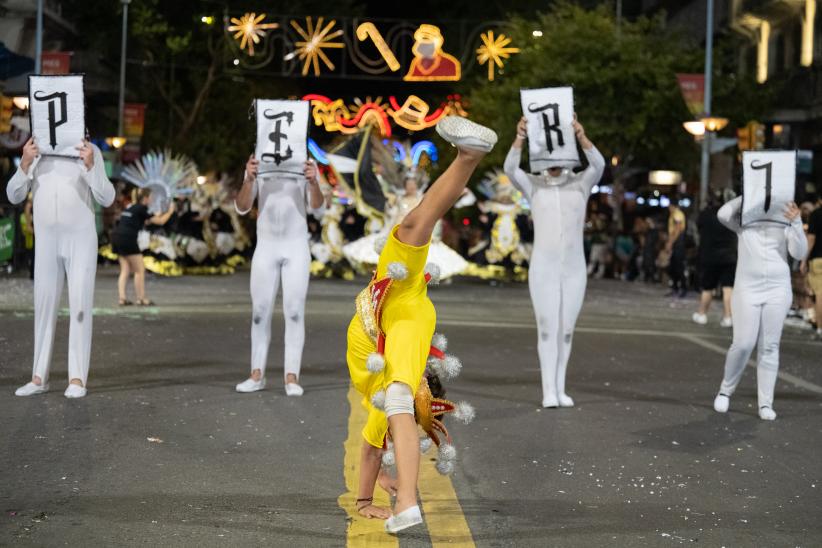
[111,188,175,305]
[801,197,822,337]
[693,194,738,327]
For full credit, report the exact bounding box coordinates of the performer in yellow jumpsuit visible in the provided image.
[345,115,497,533]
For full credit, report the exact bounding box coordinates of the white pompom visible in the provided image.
[374,235,388,255]
[425,262,441,285]
[382,450,395,467]
[453,401,475,424]
[387,261,408,281]
[436,459,455,476]
[431,333,448,352]
[427,357,444,376]
[371,390,386,410]
[442,355,462,380]
[366,352,385,373]
[438,443,457,462]
[419,437,433,454]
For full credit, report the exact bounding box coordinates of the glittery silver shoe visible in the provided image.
[435,116,498,152]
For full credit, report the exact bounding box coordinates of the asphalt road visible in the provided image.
[1,269,820,547]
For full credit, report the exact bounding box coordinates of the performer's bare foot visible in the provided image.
[378,470,398,496]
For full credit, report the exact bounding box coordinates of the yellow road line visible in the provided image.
[418,455,476,546]
[339,384,476,546]
[339,385,398,547]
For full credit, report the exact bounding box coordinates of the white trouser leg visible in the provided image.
[556,271,587,398]
[755,295,790,409]
[32,232,65,384]
[249,241,281,377]
[279,242,310,380]
[719,293,760,397]
[529,270,560,406]
[64,232,98,386]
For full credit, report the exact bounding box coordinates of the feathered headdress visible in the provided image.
[121,150,198,214]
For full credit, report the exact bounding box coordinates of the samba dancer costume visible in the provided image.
[345,116,495,533]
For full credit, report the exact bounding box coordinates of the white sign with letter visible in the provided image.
[742,150,796,227]
[254,99,309,176]
[520,86,579,172]
[29,74,85,158]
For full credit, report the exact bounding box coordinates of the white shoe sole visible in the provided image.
[385,505,423,534]
[435,116,498,152]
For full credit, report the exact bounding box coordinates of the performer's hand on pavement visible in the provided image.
[21,138,39,173]
[357,504,391,519]
[784,201,800,222]
[77,141,94,170]
[245,155,259,184]
[304,160,319,184]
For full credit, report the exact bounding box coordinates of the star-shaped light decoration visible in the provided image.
[227,12,279,56]
[289,16,345,76]
[476,31,520,81]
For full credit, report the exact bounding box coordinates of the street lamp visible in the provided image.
[699,0,716,208]
[683,121,706,137]
[117,0,131,139]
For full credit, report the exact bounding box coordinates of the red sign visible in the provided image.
[676,74,705,117]
[41,52,72,75]
[123,103,146,138]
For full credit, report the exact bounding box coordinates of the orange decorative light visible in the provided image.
[227,13,279,57]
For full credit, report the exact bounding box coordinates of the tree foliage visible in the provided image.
[463,1,774,183]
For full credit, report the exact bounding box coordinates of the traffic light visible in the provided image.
[0,94,13,134]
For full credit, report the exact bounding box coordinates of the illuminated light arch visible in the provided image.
[337,102,393,137]
[307,138,330,165]
[411,140,438,165]
[384,139,407,162]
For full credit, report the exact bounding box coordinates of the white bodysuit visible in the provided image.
[236,174,323,381]
[504,145,605,407]
[6,148,115,386]
[716,197,807,410]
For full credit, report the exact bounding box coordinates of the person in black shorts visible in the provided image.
[693,192,737,327]
[111,188,175,305]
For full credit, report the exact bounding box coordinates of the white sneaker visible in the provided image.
[435,116,498,153]
[236,377,265,393]
[720,316,733,328]
[385,505,423,534]
[692,312,708,325]
[542,395,558,408]
[15,382,49,397]
[759,406,776,421]
[713,393,730,413]
[64,384,87,398]
[558,393,575,407]
[284,383,304,397]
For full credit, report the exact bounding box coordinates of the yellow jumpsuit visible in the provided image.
[346,225,436,448]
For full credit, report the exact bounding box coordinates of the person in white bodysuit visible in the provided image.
[234,156,324,396]
[503,116,605,408]
[8,138,115,398]
[712,197,807,420]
